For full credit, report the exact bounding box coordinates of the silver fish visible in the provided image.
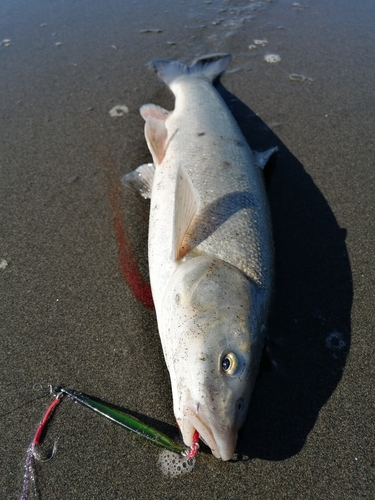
[124,54,275,460]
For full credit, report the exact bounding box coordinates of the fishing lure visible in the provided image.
[19,386,199,498]
[52,385,188,454]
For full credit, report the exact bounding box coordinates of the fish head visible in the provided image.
[162,255,265,460]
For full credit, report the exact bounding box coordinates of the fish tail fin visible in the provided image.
[149,53,231,87]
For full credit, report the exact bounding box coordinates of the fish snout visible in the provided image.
[180,400,238,461]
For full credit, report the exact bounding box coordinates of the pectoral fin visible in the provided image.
[143,116,168,165]
[140,103,170,122]
[173,167,200,260]
[140,104,170,165]
[122,163,155,199]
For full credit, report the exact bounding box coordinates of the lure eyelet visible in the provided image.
[221,352,239,375]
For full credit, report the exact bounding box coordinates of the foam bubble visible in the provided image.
[109,105,129,117]
[158,450,196,477]
[326,331,346,351]
[264,53,281,63]
[254,39,268,46]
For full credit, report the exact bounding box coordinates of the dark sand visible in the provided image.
[1,0,374,498]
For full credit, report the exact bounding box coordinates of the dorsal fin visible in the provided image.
[173,167,200,260]
[253,147,278,170]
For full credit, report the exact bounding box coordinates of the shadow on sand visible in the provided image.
[216,83,352,461]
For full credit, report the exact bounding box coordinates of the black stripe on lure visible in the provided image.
[52,385,191,455]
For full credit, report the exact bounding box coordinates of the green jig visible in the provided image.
[52,386,185,455]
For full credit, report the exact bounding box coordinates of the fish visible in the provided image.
[123,54,276,460]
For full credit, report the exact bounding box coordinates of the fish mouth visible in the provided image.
[181,402,237,461]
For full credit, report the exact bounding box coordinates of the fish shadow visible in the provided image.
[217,83,352,461]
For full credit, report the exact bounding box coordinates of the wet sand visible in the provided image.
[1,0,374,497]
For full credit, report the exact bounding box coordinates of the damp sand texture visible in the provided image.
[1,0,375,498]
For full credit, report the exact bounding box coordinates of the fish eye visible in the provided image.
[221,352,239,375]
